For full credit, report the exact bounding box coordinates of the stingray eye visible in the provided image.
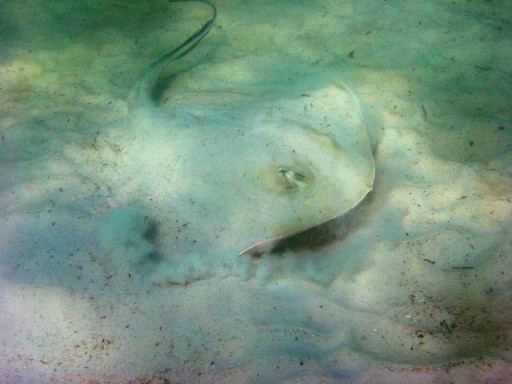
[277,167,307,191]
[251,162,313,195]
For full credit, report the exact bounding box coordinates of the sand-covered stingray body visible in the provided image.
[100,0,374,260]
[126,85,374,255]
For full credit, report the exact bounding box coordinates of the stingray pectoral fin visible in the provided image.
[239,184,373,256]
[238,85,375,255]
[239,149,374,257]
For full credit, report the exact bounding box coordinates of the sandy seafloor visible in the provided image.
[1,0,511,383]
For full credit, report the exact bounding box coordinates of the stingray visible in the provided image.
[117,0,375,257]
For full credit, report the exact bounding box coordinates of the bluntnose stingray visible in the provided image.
[105,0,374,259]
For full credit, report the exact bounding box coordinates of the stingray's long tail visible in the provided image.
[133,0,217,110]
